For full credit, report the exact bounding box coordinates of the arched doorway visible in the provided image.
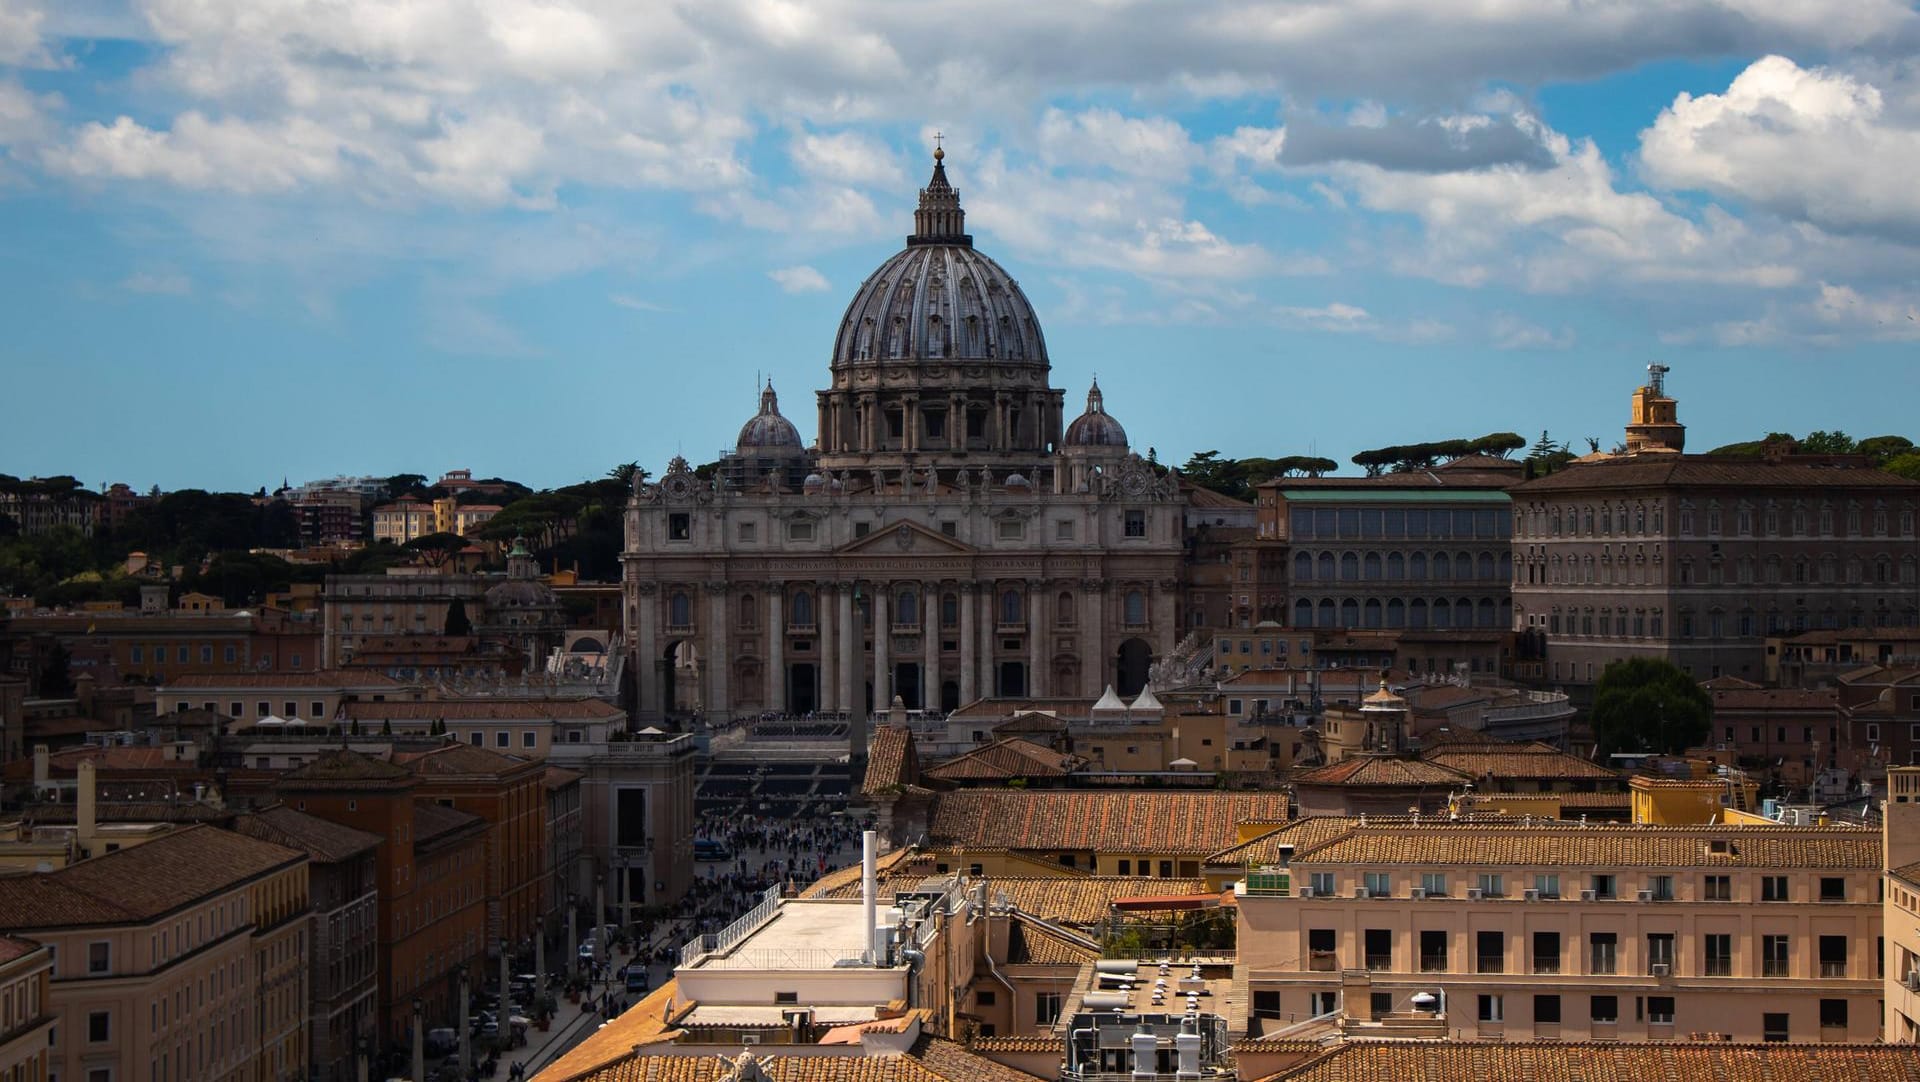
[941,680,960,713]
[1116,638,1152,697]
[662,640,700,717]
[788,662,817,715]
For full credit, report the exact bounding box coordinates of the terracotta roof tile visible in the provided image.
[927,790,1289,855]
[344,698,623,720]
[163,670,404,688]
[1294,756,1470,788]
[1511,455,1920,494]
[863,726,917,795]
[1708,688,1839,711]
[1005,915,1099,965]
[413,801,486,845]
[1422,743,1621,781]
[1291,822,1878,869]
[233,806,383,863]
[0,825,303,928]
[393,742,537,777]
[922,738,1083,781]
[281,748,412,786]
[1263,1040,1920,1082]
[0,936,45,965]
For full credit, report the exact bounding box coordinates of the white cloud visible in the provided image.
[768,264,829,293]
[610,293,669,312]
[0,1,59,68]
[790,130,902,187]
[1640,55,1920,241]
[0,80,57,147]
[45,113,348,193]
[121,270,192,295]
[1037,108,1199,179]
[1490,312,1575,350]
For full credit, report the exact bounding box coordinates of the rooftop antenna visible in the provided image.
[1647,362,1669,396]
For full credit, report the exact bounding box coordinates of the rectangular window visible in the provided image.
[737,521,757,543]
[1309,872,1334,896]
[1761,875,1788,902]
[1648,874,1674,901]
[1533,874,1560,899]
[1124,509,1147,538]
[668,513,691,541]
[788,521,815,541]
[1820,998,1848,1030]
[1589,995,1618,1024]
[1646,933,1674,972]
[1763,1013,1789,1042]
[1532,931,1561,974]
[1819,935,1848,977]
[1420,872,1448,897]
[1762,934,1790,978]
[1533,994,1561,1024]
[522,731,536,748]
[88,1010,110,1043]
[1309,928,1337,971]
[1476,930,1504,973]
[87,942,109,974]
[496,731,509,748]
[1364,872,1391,896]
[1647,996,1675,1025]
[1703,874,1731,901]
[1251,990,1281,1020]
[1704,934,1733,976]
[1589,874,1615,900]
[1588,933,1617,975]
[997,519,1025,541]
[1056,520,1074,540]
[1477,994,1504,1023]
[1364,929,1393,971]
[1476,873,1504,897]
[1036,992,1063,1025]
[1819,876,1847,901]
[1419,930,1448,973]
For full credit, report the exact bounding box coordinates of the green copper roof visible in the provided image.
[1279,489,1511,503]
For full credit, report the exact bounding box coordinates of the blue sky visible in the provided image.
[3,1,1919,493]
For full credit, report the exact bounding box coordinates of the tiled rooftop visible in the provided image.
[234,805,383,863]
[1421,742,1622,781]
[863,725,917,795]
[393,742,536,777]
[0,825,303,928]
[926,790,1289,855]
[1294,756,1470,788]
[344,698,623,720]
[412,801,486,846]
[164,670,403,688]
[922,738,1082,781]
[1512,455,1920,493]
[1263,1040,1920,1082]
[1290,822,1880,869]
[281,748,412,786]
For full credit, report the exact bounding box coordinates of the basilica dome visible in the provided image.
[1064,380,1128,448]
[735,382,803,455]
[829,150,1048,369]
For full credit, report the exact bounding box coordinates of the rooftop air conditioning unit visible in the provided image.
[1636,890,1655,903]
[1410,887,1427,900]
[1522,888,1541,902]
[1652,963,1671,978]
[1354,887,1371,899]
[1465,888,1485,901]
[1579,889,1598,902]
[1297,887,1315,899]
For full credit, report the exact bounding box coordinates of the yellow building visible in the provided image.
[0,936,52,1082]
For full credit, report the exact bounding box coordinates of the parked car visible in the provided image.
[693,840,732,862]
[624,966,649,993]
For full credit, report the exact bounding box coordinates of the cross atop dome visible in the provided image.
[909,140,971,248]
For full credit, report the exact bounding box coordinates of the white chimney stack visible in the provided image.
[1131,1022,1158,1078]
[77,761,97,847]
[861,829,878,964]
[33,745,49,791]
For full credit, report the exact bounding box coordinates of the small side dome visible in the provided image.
[736,381,803,454]
[803,472,826,493]
[1064,380,1128,448]
[1003,472,1031,490]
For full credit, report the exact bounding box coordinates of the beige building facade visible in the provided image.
[1236,819,1884,1043]
[622,153,1186,726]
[0,937,51,1082]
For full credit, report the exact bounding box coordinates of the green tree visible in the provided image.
[1591,658,1712,757]
[1856,435,1915,464]
[384,474,428,499]
[1799,430,1856,455]
[404,531,467,572]
[1885,452,1920,481]
[444,597,473,637]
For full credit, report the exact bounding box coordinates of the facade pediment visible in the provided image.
[833,520,976,557]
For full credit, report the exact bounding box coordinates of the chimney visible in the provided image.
[1885,767,1920,872]
[862,829,879,964]
[77,760,97,845]
[1175,1015,1203,1079]
[32,744,49,791]
[1130,1022,1158,1078]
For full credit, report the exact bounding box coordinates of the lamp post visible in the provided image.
[355,1038,369,1082]
[499,938,511,1043]
[619,854,631,939]
[596,872,607,948]
[410,998,425,1082]
[457,966,471,1075]
[566,893,579,982]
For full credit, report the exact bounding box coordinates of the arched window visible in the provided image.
[1340,553,1359,581]
[1124,590,1147,626]
[1363,599,1382,628]
[1477,598,1496,627]
[1409,598,1428,628]
[1410,552,1427,580]
[1056,591,1075,625]
[1000,589,1023,625]
[1295,551,1314,581]
[1433,598,1452,628]
[791,590,814,628]
[896,588,918,626]
[1433,552,1451,581]
[1386,599,1405,627]
[941,592,959,627]
[1456,552,1472,579]
[1318,599,1336,627]
[1363,553,1382,580]
[1477,552,1495,581]
[1386,552,1404,579]
[1294,599,1314,627]
[1317,552,1336,581]
[739,593,757,628]
[1340,599,1359,628]
[669,591,690,627]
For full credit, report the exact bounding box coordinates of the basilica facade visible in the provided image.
[621,150,1188,725]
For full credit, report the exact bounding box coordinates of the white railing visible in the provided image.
[688,946,868,970]
[680,885,782,967]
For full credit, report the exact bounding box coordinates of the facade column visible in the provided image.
[994,394,1010,451]
[923,582,939,712]
[980,583,998,696]
[818,584,836,713]
[1027,582,1046,698]
[1153,579,1178,658]
[950,393,966,448]
[904,396,919,452]
[873,585,892,716]
[1081,579,1104,696]
[706,582,731,722]
[635,583,660,720]
[838,585,857,718]
[766,587,785,715]
[959,584,977,706]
